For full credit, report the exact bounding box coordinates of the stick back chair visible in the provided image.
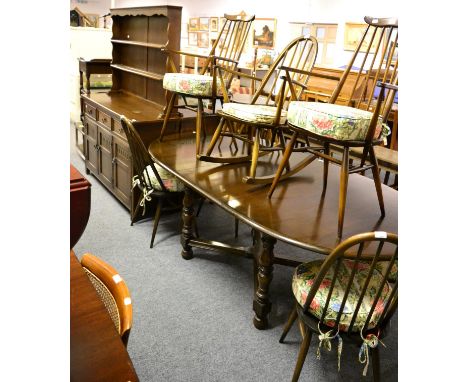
[280,231,398,382]
[268,16,398,238]
[81,253,133,347]
[120,116,185,248]
[159,13,255,155]
[198,36,319,185]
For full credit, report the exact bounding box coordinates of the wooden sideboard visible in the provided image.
[80,6,182,215]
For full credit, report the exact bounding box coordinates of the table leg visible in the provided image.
[252,232,276,330]
[180,187,194,260]
[86,73,91,94]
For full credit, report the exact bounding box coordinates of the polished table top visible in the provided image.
[70,251,139,381]
[149,135,397,254]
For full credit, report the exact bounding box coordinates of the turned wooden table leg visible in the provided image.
[180,187,195,260]
[252,232,276,330]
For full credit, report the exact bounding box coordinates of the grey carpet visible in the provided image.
[70,125,397,381]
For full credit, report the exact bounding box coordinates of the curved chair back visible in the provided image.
[120,115,167,192]
[205,13,255,87]
[253,36,319,109]
[331,16,398,124]
[302,232,398,335]
[81,253,133,346]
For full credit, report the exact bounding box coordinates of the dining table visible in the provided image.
[148,133,398,330]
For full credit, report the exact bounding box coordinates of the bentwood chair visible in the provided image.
[268,17,398,238]
[198,36,319,185]
[280,232,398,382]
[159,13,255,155]
[81,253,133,346]
[120,116,185,248]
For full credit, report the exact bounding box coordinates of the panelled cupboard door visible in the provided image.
[85,119,99,175]
[113,135,132,207]
[98,125,113,190]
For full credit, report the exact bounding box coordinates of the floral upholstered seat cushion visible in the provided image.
[142,164,185,192]
[375,261,398,283]
[222,103,287,125]
[292,259,393,332]
[287,101,390,141]
[163,73,223,97]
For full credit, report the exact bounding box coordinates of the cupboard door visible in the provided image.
[113,136,132,208]
[85,119,98,175]
[98,126,113,190]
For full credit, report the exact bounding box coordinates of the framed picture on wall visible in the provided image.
[189,18,199,31]
[344,22,378,53]
[199,17,210,31]
[253,18,276,49]
[210,17,218,32]
[188,32,198,46]
[198,32,209,48]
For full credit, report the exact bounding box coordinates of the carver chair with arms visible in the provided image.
[120,116,185,248]
[159,13,255,155]
[198,36,319,185]
[280,231,398,382]
[81,253,133,347]
[268,16,398,238]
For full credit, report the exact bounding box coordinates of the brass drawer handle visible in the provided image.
[101,117,108,123]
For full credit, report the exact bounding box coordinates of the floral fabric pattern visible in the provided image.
[143,164,185,192]
[287,101,390,141]
[375,261,398,283]
[222,103,287,125]
[163,73,223,97]
[292,259,393,332]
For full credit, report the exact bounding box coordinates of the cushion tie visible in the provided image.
[358,328,386,376]
[132,175,154,215]
[316,324,343,371]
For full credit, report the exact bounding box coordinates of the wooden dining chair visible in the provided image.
[81,253,133,346]
[280,231,398,382]
[159,13,255,155]
[268,17,398,238]
[120,116,185,248]
[198,36,319,185]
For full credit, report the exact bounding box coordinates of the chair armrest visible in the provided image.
[214,64,264,82]
[377,81,398,91]
[161,47,211,60]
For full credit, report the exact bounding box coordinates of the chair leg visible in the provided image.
[368,145,385,216]
[279,305,298,343]
[159,93,177,141]
[196,99,204,155]
[337,147,350,238]
[204,117,225,157]
[234,218,239,238]
[291,326,312,382]
[268,131,298,198]
[322,142,330,193]
[248,127,261,179]
[131,193,144,226]
[196,197,205,217]
[371,345,381,382]
[150,199,163,248]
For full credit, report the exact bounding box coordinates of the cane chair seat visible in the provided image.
[222,103,287,125]
[292,259,392,332]
[163,73,223,97]
[142,164,185,193]
[81,253,133,346]
[287,101,391,142]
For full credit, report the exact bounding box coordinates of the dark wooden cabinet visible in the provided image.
[80,6,182,214]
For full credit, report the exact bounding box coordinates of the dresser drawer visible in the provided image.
[98,110,112,129]
[84,103,96,120]
[113,118,127,140]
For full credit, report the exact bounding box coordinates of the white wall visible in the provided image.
[113,0,396,67]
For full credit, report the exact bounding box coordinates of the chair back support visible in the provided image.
[120,115,166,191]
[253,36,318,109]
[330,16,398,124]
[81,253,133,345]
[204,13,255,88]
[302,232,398,334]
